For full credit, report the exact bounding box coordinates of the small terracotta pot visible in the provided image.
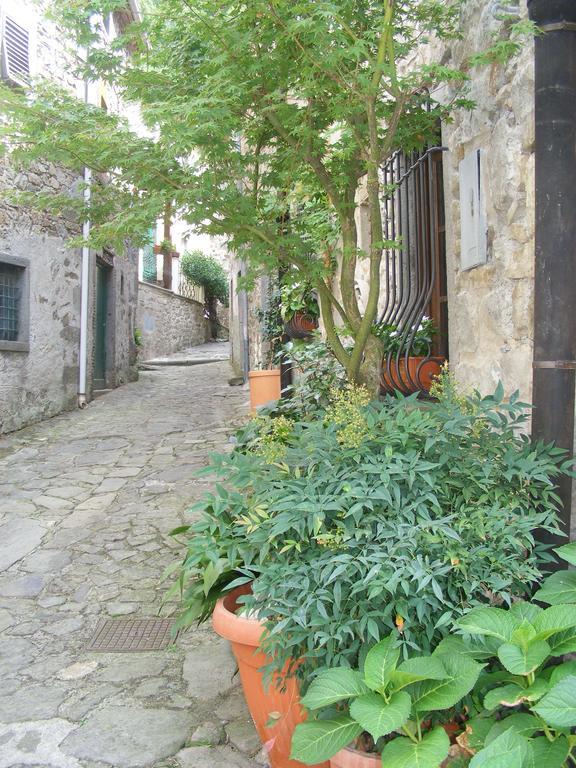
[248,369,282,411]
[330,746,380,767]
[381,356,445,394]
[212,586,329,768]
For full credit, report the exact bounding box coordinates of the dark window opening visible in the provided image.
[0,255,29,351]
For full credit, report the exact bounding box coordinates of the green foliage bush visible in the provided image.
[170,383,569,686]
[180,251,229,305]
[291,543,576,767]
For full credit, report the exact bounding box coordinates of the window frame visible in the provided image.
[0,252,30,352]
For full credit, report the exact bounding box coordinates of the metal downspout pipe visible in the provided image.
[78,66,92,408]
[528,0,576,543]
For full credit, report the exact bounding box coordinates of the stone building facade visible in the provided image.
[0,1,139,434]
[332,0,537,400]
[136,282,209,361]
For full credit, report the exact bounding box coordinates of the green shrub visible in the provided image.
[180,251,229,305]
[170,384,569,685]
[290,543,576,767]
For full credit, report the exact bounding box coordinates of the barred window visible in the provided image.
[0,255,29,352]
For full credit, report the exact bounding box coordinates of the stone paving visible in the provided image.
[0,346,265,768]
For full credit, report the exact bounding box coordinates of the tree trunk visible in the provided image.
[207,296,219,340]
[355,335,384,398]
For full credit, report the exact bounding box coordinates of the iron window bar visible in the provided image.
[379,146,448,397]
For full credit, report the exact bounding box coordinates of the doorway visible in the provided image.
[94,261,110,389]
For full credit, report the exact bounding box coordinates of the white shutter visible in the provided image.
[459,149,487,271]
[3,15,29,83]
[0,3,35,87]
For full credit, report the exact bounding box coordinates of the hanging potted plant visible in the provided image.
[374,316,445,394]
[280,282,320,340]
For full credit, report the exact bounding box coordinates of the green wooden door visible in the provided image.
[94,263,108,388]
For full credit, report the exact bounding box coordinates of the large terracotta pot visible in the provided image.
[381,356,445,394]
[212,586,329,768]
[248,369,282,411]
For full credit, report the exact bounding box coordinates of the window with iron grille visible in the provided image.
[378,145,448,396]
[0,254,29,352]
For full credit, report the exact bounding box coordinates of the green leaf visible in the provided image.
[485,714,540,744]
[300,669,370,710]
[462,716,497,751]
[290,717,362,764]
[363,634,400,691]
[349,691,411,741]
[523,677,549,702]
[434,636,494,661]
[469,729,530,768]
[203,559,225,596]
[391,656,448,690]
[549,660,576,687]
[527,735,570,768]
[497,639,550,675]
[411,654,481,713]
[483,684,529,710]
[380,727,450,768]
[532,676,576,728]
[532,604,576,638]
[533,571,576,605]
[508,602,543,624]
[457,608,518,641]
[554,542,576,566]
[548,626,576,655]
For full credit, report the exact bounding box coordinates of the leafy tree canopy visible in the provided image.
[180,251,229,305]
[0,0,533,390]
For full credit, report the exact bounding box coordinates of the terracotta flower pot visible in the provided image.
[381,356,445,394]
[212,586,329,768]
[331,732,465,768]
[248,369,282,411]
[330,746,380,767]
[284,312,319,339]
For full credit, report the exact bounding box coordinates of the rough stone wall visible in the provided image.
[350,1,535,399]
[439,0,535,399]
[0,231,81,434]
[136,282,209,361]
[0,0,141,433]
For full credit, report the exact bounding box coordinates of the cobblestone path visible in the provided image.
[0,351,265,768]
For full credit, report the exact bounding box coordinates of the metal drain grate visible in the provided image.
[86,618,174,652]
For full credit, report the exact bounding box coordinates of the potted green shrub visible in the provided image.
[374,316,444,394]
[291,543,576,767]
[290,633,481,767]
[168,378,570,767]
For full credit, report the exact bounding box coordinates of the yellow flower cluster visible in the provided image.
[324,384,371,448]
[257,415,294,464]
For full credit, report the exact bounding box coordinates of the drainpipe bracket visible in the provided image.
[539,21,576,32]
[532,360,576,370]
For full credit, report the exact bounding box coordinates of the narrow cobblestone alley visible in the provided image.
[0,349,264,768]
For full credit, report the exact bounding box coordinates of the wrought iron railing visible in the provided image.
[178,277,205,304]
[379,146,448,396]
